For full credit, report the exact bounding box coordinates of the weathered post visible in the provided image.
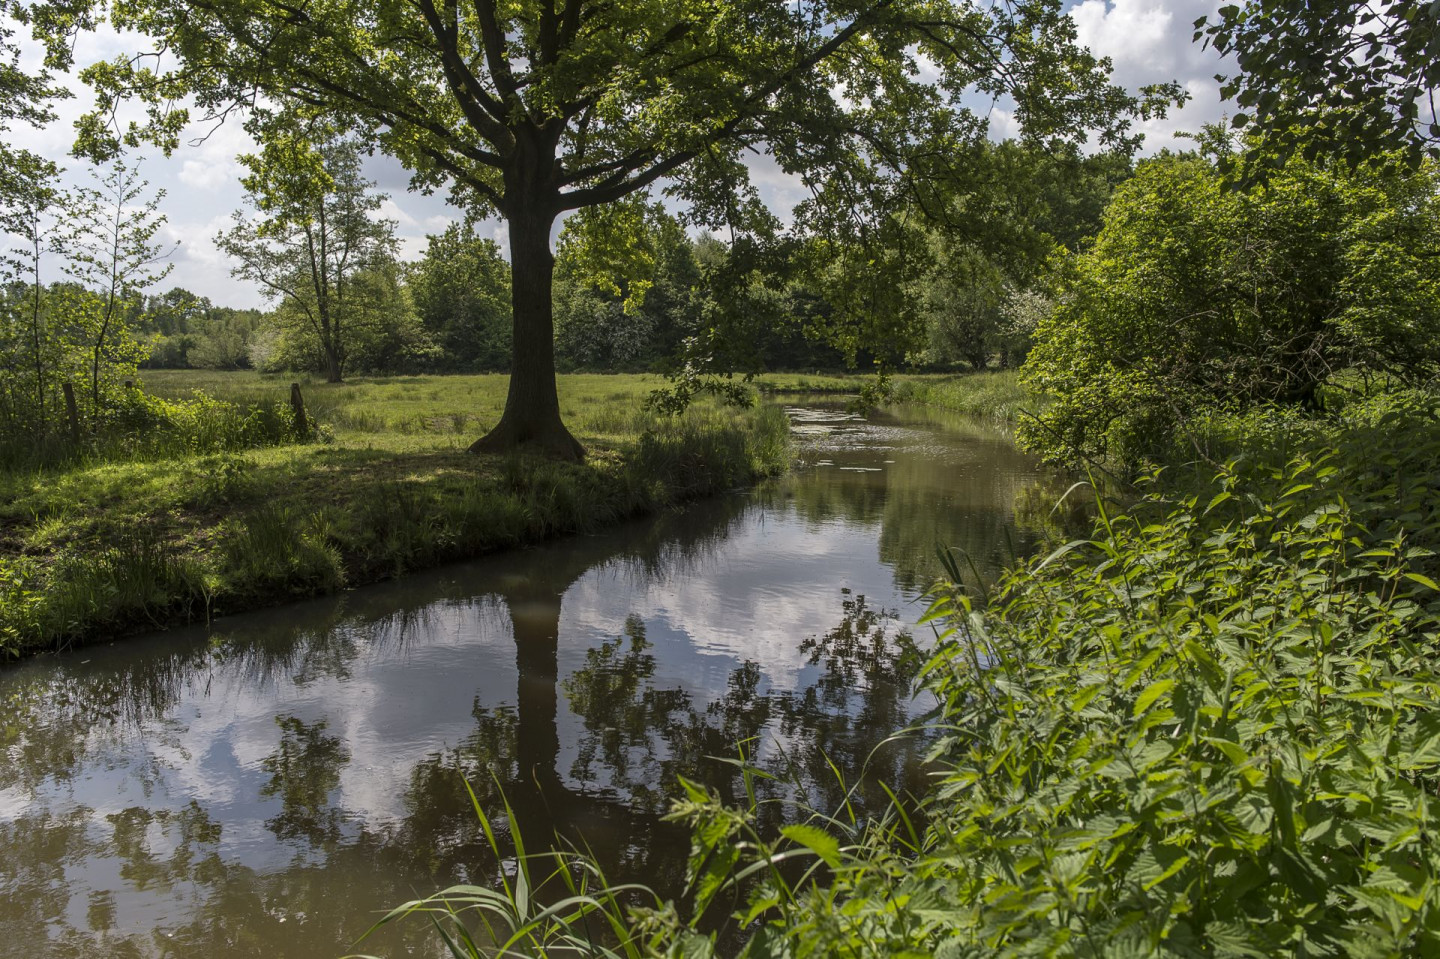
[290,382,308,437]
[62,382,79,444]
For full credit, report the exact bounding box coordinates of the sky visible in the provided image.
[11,0,1230,310]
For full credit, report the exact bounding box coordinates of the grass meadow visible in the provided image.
[0,371,790,657]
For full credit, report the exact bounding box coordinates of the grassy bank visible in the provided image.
[375,393,1440,956]
[0,372,790,659]
[888,369,1043,423]
[752,369,1044,425]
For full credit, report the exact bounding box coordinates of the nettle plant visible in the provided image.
[659,404,1440,955]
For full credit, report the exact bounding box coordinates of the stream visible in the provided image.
[0,402,1056,958]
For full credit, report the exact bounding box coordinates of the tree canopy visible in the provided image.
[1202,1,1440,175]
[1020,136,1440,469]
[52,0,1177,457]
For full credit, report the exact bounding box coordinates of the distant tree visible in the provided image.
[408,223,510,372]
[219,137,397,383]
[342,261,437,374]
[921,245,1006,371]
[133,288,206,367]
[1020,138,1440,467]
[261,261,433,375]
[1201,2,1440,175]
[0,156,64,435]
[917,144,1132,371]
[554,206,704,372]
[188,308,265,370]
[66,161,173,415]
[64,0,1177,458]
[139,288,208,336]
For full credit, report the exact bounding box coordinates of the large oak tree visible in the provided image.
[52,0,1172,458]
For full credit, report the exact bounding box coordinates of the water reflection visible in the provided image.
[0,403,1053,958]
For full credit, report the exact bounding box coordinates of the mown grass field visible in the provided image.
[0,371,790,657]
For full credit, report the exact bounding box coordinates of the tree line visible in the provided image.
[58,132,1124,388]
[4,0,1433,469]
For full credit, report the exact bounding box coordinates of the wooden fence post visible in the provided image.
[62,382,79,444]
[290,382,308,436]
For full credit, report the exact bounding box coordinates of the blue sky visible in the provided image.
[12,0,1230,309]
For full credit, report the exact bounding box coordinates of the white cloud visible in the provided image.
[988,106,1022,141]
[177,158,239,191]
[1067,0,1231,152]
[376,197,419,228]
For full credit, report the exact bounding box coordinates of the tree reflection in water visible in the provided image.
[0,402,1052,958]
[261,717,351,846]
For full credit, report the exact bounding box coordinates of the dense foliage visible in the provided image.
[916,144,1131,371]
[408,224,512,373]
[1020,140,1440,469]
[1202,1,1440,176]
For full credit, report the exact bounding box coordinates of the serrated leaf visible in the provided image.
[780,824,842,869]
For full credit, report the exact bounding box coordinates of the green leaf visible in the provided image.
[1134,678,1176,717]
[780,824,843,870]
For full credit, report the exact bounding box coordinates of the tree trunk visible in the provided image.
[470,204,584,460]
[62,382,78,444]
[324,347,343,384]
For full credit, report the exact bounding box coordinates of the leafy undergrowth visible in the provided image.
[373,396,1440,957]
[0,384,314,473]
[0,373,790,658]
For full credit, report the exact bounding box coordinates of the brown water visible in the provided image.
[0,403,1054,958]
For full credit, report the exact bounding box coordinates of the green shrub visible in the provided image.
[99,388,315,457]
[0,535,209,656]
[0,387,316,472]
[1020,143,1440,470]
[220,505,345,596]
[727,402,1440,955]
[889,371,1039,424]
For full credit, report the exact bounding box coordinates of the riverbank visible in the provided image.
[0,372,790,659]
[754,370,1044,424]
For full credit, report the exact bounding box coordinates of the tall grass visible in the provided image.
[888,370,1042,424]
[0,388,312,473]
[0,534,210,655]
[349,783,669,959]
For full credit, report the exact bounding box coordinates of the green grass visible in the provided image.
[0,372,790,658]
[889,369,1044,424]
[749,369,1046,425]
[750,372,873,394]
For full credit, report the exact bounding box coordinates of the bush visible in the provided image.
[0,387,316,470]
[1020,139,1440,471]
